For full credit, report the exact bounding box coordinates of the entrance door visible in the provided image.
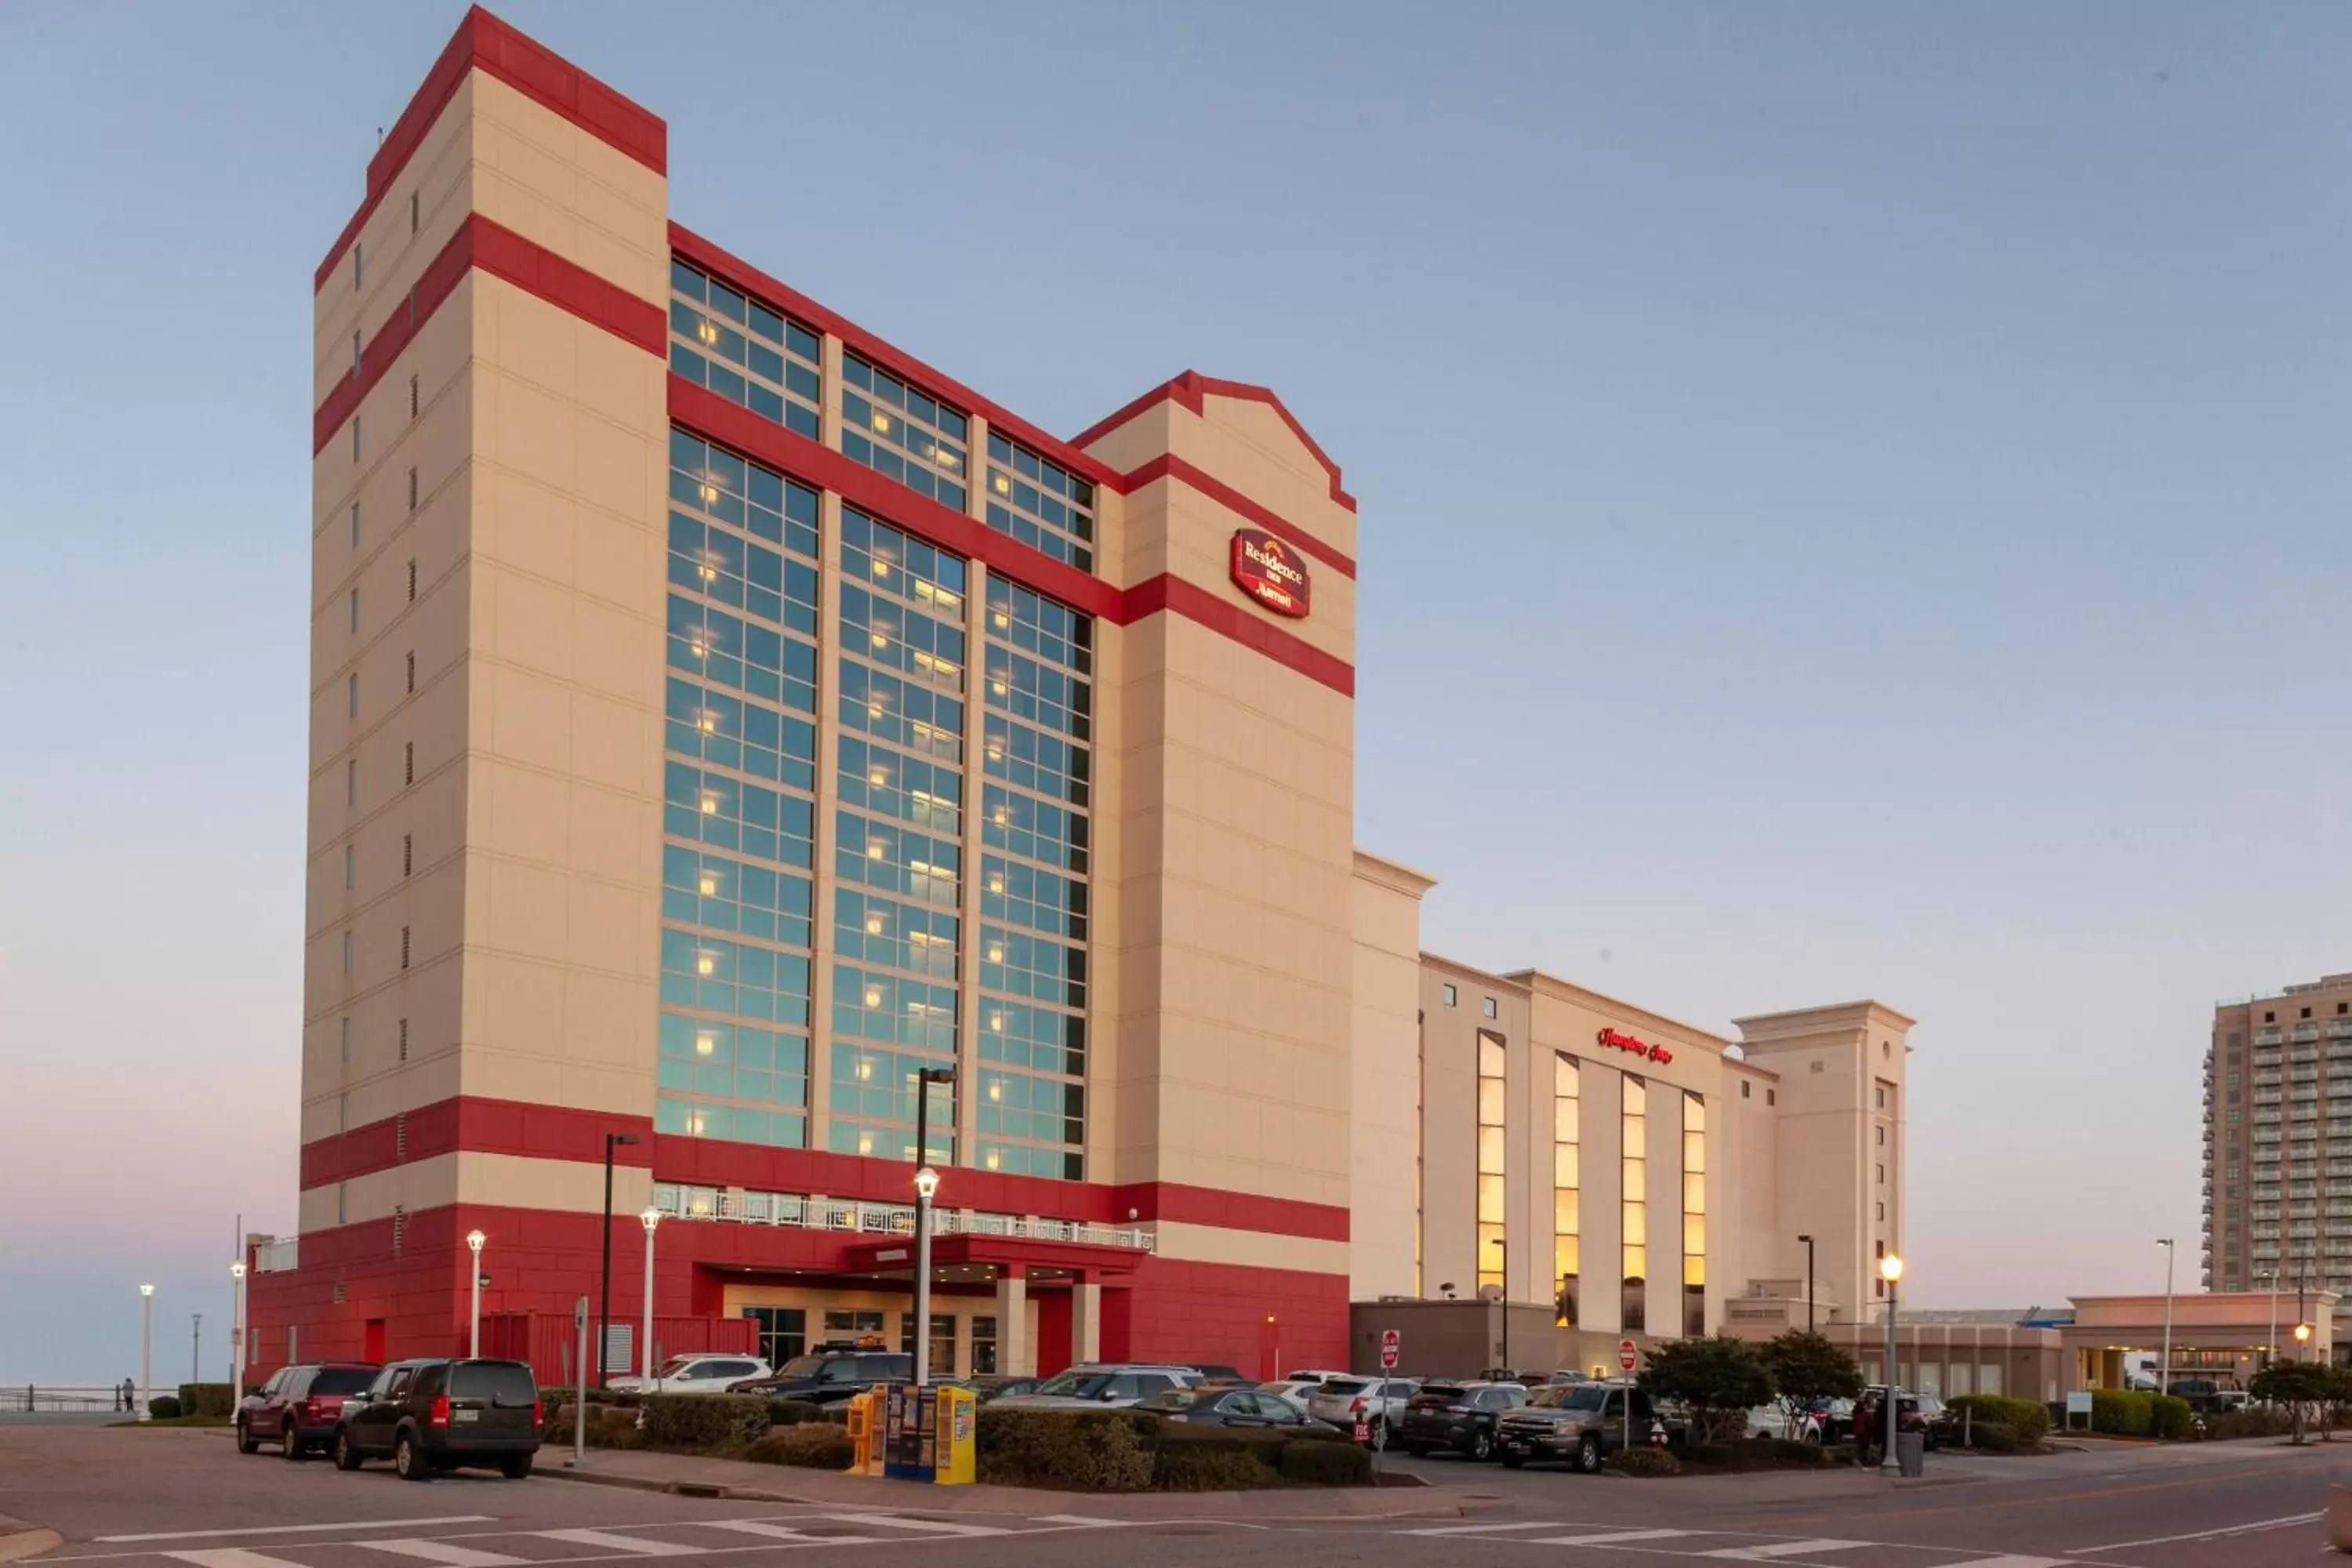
[363,1318,387,1363]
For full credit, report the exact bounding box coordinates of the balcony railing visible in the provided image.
[252,1236,299,1273]
[648,1182,1156,1252]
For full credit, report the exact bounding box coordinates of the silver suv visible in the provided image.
[1304,1376,1419,1440]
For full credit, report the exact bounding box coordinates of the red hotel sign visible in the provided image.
[1230,528,1311,619]
[1597,1026,1673,1065]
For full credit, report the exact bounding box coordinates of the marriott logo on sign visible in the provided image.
[1597,1026,1673,1065]
[1229,528,1311,619]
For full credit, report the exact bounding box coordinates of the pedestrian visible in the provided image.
[123,1377,136,1412]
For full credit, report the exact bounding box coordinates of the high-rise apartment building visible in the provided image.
[2204,973,2352,1296]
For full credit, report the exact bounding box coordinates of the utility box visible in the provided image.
[880,1384,975,1486]
[931,1385,975,1486]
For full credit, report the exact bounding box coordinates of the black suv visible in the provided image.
[1398,1379,1528,1461]
[729,1349,913,1404]
[332,1358,542,1481]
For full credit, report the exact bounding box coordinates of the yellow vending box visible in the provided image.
[931,1384,975,1486]
[846,1389,882,1476]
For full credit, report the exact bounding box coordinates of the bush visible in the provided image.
[1155,1436,1278,1492]
[2208,1406,2296,1440]
[746,1423,855,1469]
[766,1399,825,1428]
[1277,1437,1371,1486]
[1606,1445,1682,1476]
[544,1400,646,1448]
[2148,1394,2194,1441]
[147,1396,183,1421]
[641,1393,771,1453]
[1946,1395,2049,1442]
[1962,1421,2028,1454]
[2090,1390,2153,1436]
[178,1384,234,1419]
[977,1408,1157,1490]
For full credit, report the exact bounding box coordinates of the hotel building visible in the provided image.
[249,7,1911,1383]
[2203,972,2352,1299]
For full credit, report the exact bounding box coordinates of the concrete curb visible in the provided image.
[0,1515,62,1566]
[540,1466,804,1504]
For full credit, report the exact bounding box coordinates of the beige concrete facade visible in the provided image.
[2202,972,2352,1297]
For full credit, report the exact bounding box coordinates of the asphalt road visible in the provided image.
[3,1425,2346,1568]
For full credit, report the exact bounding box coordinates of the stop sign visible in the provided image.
[1380,1329,1401,1370]
[1617,1338,1638,1373]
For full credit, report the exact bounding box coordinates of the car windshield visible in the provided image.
[309,1368,376,1396]
[1033,1371,1118,1398]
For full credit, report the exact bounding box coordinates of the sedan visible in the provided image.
[1136,1388,1338,1430]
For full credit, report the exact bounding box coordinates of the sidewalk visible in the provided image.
[0,1512,64,1566]
[539,1448,1481,1520]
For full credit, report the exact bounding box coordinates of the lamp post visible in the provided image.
[1489,1237,1509,1374]
[2156,1238,2175,1398]
[2296,1320,2313,1362]
[139,1284,154,1421]
[640,1208,661,1385]
[466,1230,487,1358]
[1878,1254,1904,1475]
[229,1261,247,1394]
[597,1131,641,1388]
[2262,1268,2278,1369]
[1798,1235,1816,1333]
[909,1065,955,1385]
[191,1313,202,1385]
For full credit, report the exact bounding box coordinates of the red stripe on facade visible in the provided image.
[1122,453,1356,579]
[317,5,666,291]
[669,378,1355,698]
[300,1098,653,1188]
[313,214,663,456]
[668,223,1125,494]
[1073,371,1356,513]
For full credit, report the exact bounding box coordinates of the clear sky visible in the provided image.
[2,0,2347,1381]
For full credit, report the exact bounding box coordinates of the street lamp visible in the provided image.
[191,1312,202,1385]
[2296,1321,2312,1362]
[2261,1268,2278,1368]
[139,1284,154,1421]
[597,1131,641,1388]
[914,1166,940,1386]
[639,1208,662,1385]
[1797,1236,1816,1334]
[466,1230,488,1358]
[229,1261,247,1392]
[1878,1254,1904,1475]
[2156,1239,2175,1399]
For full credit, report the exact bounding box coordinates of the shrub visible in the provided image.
[2090,1390,2153,1436]
[147,1396,183,1421]
[544,1400,646,1447]
[746,1423,855,1469]
[1155,1439,1278,1492]
[1606,1445,1682,1476]
[2208,1406,2296,1440]
[1277,1437,1371,1486]
[766,1399,825,1428]
[641,1393,771,1453]
[2148,1394,2194,1441]
[1962,1421,2027,1453]
[1945,1396,2049,1442]
[977,1407,1156,1491]
[178,1384,234,1419]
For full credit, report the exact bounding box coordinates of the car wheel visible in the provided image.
[1576,1435,1602,1474]
[1470,1428,1495,1462]
[333,1429,363,1471]
[1501,1451,1526,1469]
[281,1423,306,1461]
[394,1431,430,1483]
[499,1453,533,1480]
[235,1419,259,1455]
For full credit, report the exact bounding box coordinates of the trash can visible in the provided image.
[1896,1431,1926,1477]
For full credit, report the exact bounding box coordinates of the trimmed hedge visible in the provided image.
[767,1399,826,1428]
[178,1383,234,1419]
[544,1399,647,1449]
[147,1396,183,1421]
[2090,1390,2153,1436]
[2209,1406,2296,1439]
[2148,1394,2194,1441]
[641,1393,772,1453]
[1960,1421,2028,1454]
[1945,1395,2049,1442]
[975,1407,1368,1491]
[1606,1446,1682,1476]
[746,1423,855,1469]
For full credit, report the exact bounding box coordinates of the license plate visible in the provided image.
[454,1409,479,1423]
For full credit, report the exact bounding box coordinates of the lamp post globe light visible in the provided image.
[139,1284,154,1421]
[2296,1320,2313,1360]
[640,1207,662,1385]
[466,1229,488,1359]
[1878,1254,1904,1475]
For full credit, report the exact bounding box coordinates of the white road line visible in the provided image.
[699,1523,874,1545]
[162,1552,314,1568]
[354,1544,526,1568]
[1027,1516,1134,1529]
[100,1521,495,1545]
[1532,1531,1697,1548]
[535,1530,700,1558]
[1403,1523,1573,1537]
[1701,1544,1870,1562]
[2068,1510,2324,1552]
[1936,1556,2078,1568]
[814,1515,1007,1537]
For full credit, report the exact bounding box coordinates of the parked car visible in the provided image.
[1304,1376,1419,1441]
[1135,1387,1339,1430]
[332,1358,541,1481]
[607,1353,771,1396]
[1813,1396,1860,1443]
[729,1349,912,1404]
[235,1362,379,1459]
[1256,1378,1334,1407]
[1185,1363,1243,1381]
[1541,1369,1594,1387]
[1398,1379,1528,1461]
[966,1374,1040,1403]
[1746,1403,1823,1443]
[1496,1380,1659,1472]
[1849,1387,1938,1453]
[1283,1368,1351,1386]
[992,1364,1201,1410]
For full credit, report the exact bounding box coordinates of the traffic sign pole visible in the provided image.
[1618,1338,1638,1454]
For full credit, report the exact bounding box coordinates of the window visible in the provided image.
[1740,1080,1751,1099]
[1553,1053,1580,1328]
[1477,1030,1505,1294]
[397,1017,408,1062]
[2267,1011,2276,1023]
[742,1306,805,1367]
[354,241,362,290]
[407,466,418,510]
[352,416,360,461]
[402,833,412,877]
[340,931,353,976]
[1876,1086,1887,1109]
[971,1316,999,1375]
[984,432,1095,572]
[1877,1201,1886,1220]
[2304,1007,2314,1020]
[409,191,418,233]
[1682,1091,1706,1338]
[669,260,822,440]
[343,844,354,890]
[1875,1239,1886,1298]
[840,353,967,510]
[1442,984,1457,1007]
[1767,1089,1776,1105]
[1876,1163,1886,1184]
[408,375,419,419]
[405,652,415,695]
[404,742,414,786]
[406,559,416,602]
[348,589,359,634]
[400,926,410,969]
[1877,1126,1886,1146]
[347,673,358,718]
[1622,1074,1646,1333]
[345,759,357,807]
[339,1015,350,1067]
[352,331,361,376]
[1483,996,1498,1019]
[350,503,360,550]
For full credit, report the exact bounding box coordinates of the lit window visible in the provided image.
[668,260,822,441]
[984,431,1094,572]
[1477,1030,1505,1294]
[840,353,967,511]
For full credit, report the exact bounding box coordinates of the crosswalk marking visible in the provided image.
[1403,1523,1571,1537]
[535,1530,700,1557]
[355,1544,525,1568]
[1936,1558,2077,1568]
[1029,1515,1131,1529]
[105,1522,495,1544]
[815,1515,1008,1537]
[164,1552,310,1568]
[1701,1543,1870,1561]
[1533,1530,1697,1548]
[700,1522,877,1545]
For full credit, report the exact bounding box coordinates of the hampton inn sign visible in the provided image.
[1230,528,1312,618]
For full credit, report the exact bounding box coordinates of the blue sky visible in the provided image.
[2,0,2347,1379]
